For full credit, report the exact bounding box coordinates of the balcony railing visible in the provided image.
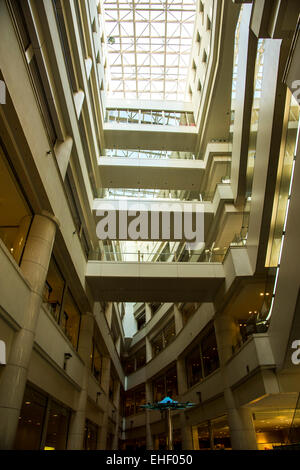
[105,109,196,127]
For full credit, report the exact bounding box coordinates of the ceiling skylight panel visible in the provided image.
[103,0,196,100]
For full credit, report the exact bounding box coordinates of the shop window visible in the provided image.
[60,289,81,349]
[84,419,98,450]
[15,384,71,450]
[44,400,71,450]
[43,257,65,322]
[14,386,47,450]
[0,143,32,265]
[193,416,231,450]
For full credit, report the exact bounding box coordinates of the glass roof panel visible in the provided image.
[103,0,196,101]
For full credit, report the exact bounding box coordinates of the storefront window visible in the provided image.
[15,384,71,450]
[0,142,32,265]
[84,419,98,450]
[44,401,70,450]
[192,416,231,450]
[14,386,47,450]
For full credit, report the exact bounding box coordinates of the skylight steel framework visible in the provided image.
[103,0,196,100]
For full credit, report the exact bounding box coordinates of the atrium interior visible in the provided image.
[0,0,300,451]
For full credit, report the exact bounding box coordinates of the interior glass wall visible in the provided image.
[151,318,176,357]
[186,324,219,387]
[192,415,231,450]
[124,385,146,416]
[0,142,32,265]
[43,257,82,350]
[84,419,99,450]
[14,384,71,450]
[153,365,178,402]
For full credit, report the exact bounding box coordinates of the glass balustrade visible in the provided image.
[105,108,195,127]
[104,149,196,160]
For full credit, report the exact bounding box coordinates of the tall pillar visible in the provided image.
[145,303,152,323]
[67,312,94,449]
[176,357,187,395]
[214,313,257,450]
[98,355,111,449]
[105,302,113,328]
[0,212,58,449]
[224,386,257,450]
[176,357,191,449]
[115,336,121,356]
[146,336,152,362]
[112,381,121,450]
[208,420,214,450]
[179,413,193,450]
[145,381,153,450]
[192,426,200,450]
[174,303,183,334]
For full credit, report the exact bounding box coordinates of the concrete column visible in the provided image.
[179,413,193,450]
[145,381,153,450]
[0,211,58,449]
[145,303,152,323]
[176,357,188,395]
[192,426,199,450]
[174,303,183,334]
[115,336,121,356]
[225,388,257,450]
[145,336,152,362]
[112,381,121,450]
[208,420,214,450]
[98,355,111,449]
[105,302,113,329]
[231,4,257,204]
[176,357,191,449]
[214,314,257,449]
[67,312,94,449]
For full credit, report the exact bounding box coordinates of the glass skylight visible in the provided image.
[103,0,196,100]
